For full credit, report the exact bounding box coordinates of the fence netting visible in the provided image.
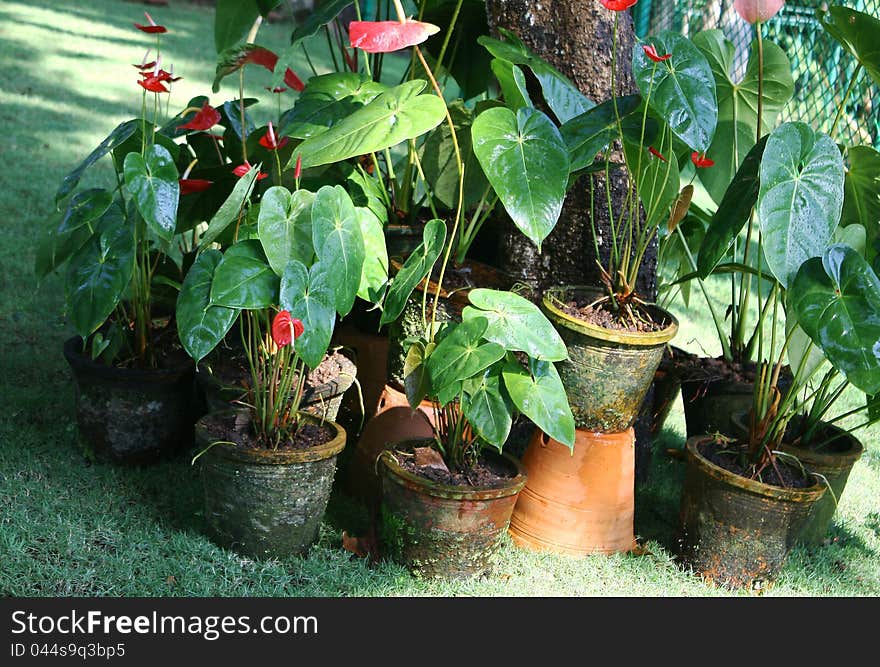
[632,0,879,148]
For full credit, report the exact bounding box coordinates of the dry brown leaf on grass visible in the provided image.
[342,530,379,561]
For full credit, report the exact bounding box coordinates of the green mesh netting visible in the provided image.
[632,1,879,148]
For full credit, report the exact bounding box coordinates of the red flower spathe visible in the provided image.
[642,44,671,63]
[233,161,269,180]
[691,151,715,168]
[649,147,668,162]
[271,310,304,348]
[178,102,221,132]
[258,122,289,151]
[178,179,213,195]
[349,20,441,53]
[138,76,168,93]
[134,12,167,34]
[600,0,638,11]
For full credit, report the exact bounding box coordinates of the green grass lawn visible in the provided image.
[1,0,878,597]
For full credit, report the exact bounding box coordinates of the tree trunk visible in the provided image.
[485,1,657,301]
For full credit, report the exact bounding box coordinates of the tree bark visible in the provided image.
[485,0,657,300]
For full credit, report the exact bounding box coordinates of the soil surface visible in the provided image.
[701,438,813,489]
[205,347,348,390]
[94,318,190,370]
[393,444,516,489]
[672,350,758,384]
[200,411,335,452]
[559,296,668,333]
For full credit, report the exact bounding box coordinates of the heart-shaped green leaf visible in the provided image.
[502,358,575,448]
[176,249,239,362]
[819,6,880,89]
[210,240,279,309]
[380,219,447,326]
[258,186,315,275]
[697,136,767,278]
[279,259,337,369]
[463,288,567,361]
[199,165,260,248]
[843,146,880,263]
[633,31,717,153]
[426,317,505,399]
[57,189,113,235]
[66,205,134,337]
[490,59,531,111]
[311,185,365,317]
[35,214,93,279]
[758,122,845,288]
[472,106,569,252]
[791,244,880,395]
[693,30,794,203]
[403,340,435,410]
[356,208,388,303]
[123,144,179,243]
[280,73,387,139]
[214,0,260,52]
[561,95,654,172]
[462,366,514,449]
[290,80,446,170]
[56,120,139,203]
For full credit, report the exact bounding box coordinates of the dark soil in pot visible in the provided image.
[196,410,346,559]
[197,346,356,423]
[676,435,826,588]
[63,335,196,465]
[379,440,526,579]
[386,259,512,387]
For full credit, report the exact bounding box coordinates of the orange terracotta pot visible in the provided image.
[509,427,636,556]
[345,384,436,504]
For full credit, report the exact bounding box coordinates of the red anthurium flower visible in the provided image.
[266,85,287,93]
[349,20,441,53]
[284,67,306,92]
[134,60,157,71]
[233,161,269,180]
[258,122,289,151]
[178,102,221,132]
[691,151,715,168]
[600,0,638,10]
[294,155,302,180]
[734,0,784,24]
[138,76,168,93]
[649,147,668,162]
[643,44,671,63]
[271,310,304,348]
[146,68,181,83]
[134,11,167,34]
[178,179,214,195]
[246,46,279,72]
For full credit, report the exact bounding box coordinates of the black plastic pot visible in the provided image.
[63,336,196,465]
[676,435,826,588]
[730,412,865,546]
[379,443,526,579]
[197,410,347,559]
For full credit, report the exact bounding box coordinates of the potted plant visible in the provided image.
[676,111,880,586]
[38,15,202,464]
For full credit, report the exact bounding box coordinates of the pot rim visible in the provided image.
[195,409,346,465]
[685,435,827,502]
[379,442,527,500]
[541,285,679,346]
[388,258,511,305]
[729,412,864,467]
[63,335,194,382]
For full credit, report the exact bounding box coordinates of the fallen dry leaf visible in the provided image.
[414,446,449,472]
[342,530,379,561]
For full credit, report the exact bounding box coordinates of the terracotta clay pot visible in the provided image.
[509,427,636,556]
[676,435,826,588]
[542,286,679,432]
[197,410,346,559]
[730,412,864,546]
[378,443,527,578]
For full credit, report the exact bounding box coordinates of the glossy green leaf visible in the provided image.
[290,81,446,170]
[66,205,134,337]
[403,340,435,410]
[57,189,113,235]
[463,288,567,361]
[356,208,388,303]
[697,136,767,278]
[502,358,575,448]
[176,249,239,362]
[210,240,279,309]
[56,120,139,203]
[279,259,337,369]
[785,313,828,385]
[791,245,880,395]
[199,166,260,248]
[380,219,447,326]
[633,31,717,153]
[490,59,531,111]
[258,187,315,275]
[280,73,387,140]
[462,366,514,448]
[35,214,92,279]
[758,122,845,288]
[843,146,880,262]
[425,317,505,398]
[472,106,569,251]
[478,31,593,124]
[311,185,365,317]
[561,95,654,172]
[819,6,880,89]
[214,0,260,53]
[694,30,794,203]
[123,145,179,244]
